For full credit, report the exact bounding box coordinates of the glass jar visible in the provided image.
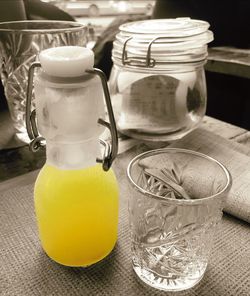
[109,18,213,141]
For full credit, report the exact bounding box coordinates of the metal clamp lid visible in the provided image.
[115,18,214,68]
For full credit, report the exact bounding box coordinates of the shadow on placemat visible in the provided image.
[0,145,46,182]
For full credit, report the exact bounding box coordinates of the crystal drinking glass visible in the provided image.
[0,20,87,143]
[127,148,232,291]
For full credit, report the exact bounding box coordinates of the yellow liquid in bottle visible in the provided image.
[34,163,119,267]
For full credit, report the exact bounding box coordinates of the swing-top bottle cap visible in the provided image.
[39,46,94,77]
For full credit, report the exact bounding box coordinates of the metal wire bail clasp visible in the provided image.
[122,36,170,68]
[26,63,118,171]
[26,61,45,152]
[86,68,118,171]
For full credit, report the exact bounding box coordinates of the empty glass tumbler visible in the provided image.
[109,18,213,141]
[0,21,87,143]
[127,148,232,291]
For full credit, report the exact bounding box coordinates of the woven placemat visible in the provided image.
[0,150,250,296]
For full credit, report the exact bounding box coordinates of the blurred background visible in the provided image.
[41,0,155,48]
[0,0,249,136]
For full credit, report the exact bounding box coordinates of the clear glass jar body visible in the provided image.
[109,62,207,141]
[110,18,213,141]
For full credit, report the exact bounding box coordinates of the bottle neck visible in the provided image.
[46,138,100,170]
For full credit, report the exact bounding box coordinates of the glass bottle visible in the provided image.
[109,18,214,141]
[26,46,119,267]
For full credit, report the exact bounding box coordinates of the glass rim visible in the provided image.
[0,20,86,34]
[127,148,232,205]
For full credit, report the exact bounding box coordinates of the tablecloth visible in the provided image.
[0,145,250,296]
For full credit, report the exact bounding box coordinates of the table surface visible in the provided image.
[206,47,250,79]
[0,114,250,296]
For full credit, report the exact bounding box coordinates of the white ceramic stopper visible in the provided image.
[39,46,94,77]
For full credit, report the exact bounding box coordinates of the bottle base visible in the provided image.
[43,241,118,268]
